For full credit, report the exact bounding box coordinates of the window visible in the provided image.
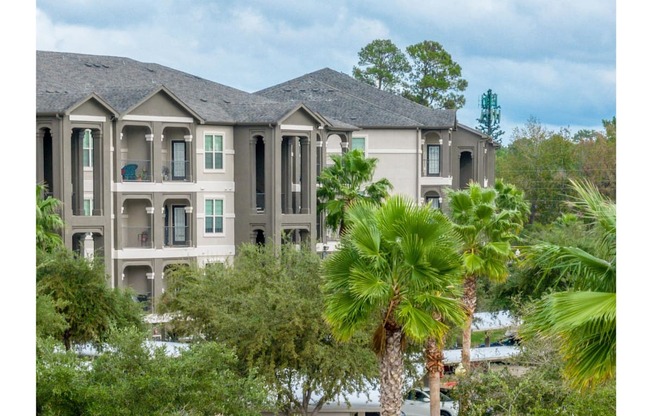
[83,198,93,216]
[351,137,365,154]
[425,194,441,209]
[426,144,440,175]
[204,134,223,170]
[82,129,93,167]
[205,199,224,234]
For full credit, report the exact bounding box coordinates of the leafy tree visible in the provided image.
[445,181,528,377]
[37,248,144,350]
[572,117,616,201]
[488,214,591,311]
[352,39,411,93]
[452,334,616,415]
[496,117,616,224]
[36,183,64,253]
[403,40,468,109]
[36,292,68,341]
[37,328,269,415]
[322,195,465,416]
[317,149,393,236]
[159,243,378,415]
[520,179,616,391]
[496,118,579,224]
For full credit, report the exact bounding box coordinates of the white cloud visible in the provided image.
[35,0,615,132]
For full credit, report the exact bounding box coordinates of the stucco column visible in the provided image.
[92,128,104,215]
[300,136,310,214]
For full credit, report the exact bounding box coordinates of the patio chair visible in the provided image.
[121,164,138,181]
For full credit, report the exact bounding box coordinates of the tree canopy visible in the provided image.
[35,187,144,350]
[496,117,616,224]
[520,179,616,390]
[37,248,144,350]
[445,180,528,376]
[352,39,410,93]
[352,39,468,109]
[403,40,468,109]
[37,328,269,416]
[36,183,64,253]
[159,243,378,415]
[322,195,465,416]
[317,149,392,236]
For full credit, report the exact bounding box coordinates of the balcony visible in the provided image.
[162,160,191,182]
[164,225,191,247]
[123,226,153,248]
[121,160,152,182]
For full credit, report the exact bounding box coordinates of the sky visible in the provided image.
[33,0,617,141]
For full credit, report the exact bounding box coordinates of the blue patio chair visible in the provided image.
[121,164,138,181]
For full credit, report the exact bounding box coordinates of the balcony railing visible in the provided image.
[164,226,191,247]
[162,160,191,182]
[123,226,153,248]
[134,294,152,312]
[121,160,152,182]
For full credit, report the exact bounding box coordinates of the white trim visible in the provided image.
[421,176,453,186]
[70,115,106,122]
[203,196,226,236]
[114,181,235,193]
[367,149,418,154]
[203,132,226,172]
[280,124,313,131]
[123,115,194,123]
[113,245,236,259]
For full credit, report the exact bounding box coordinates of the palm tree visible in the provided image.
[36,183,64,253]
[317,149,392,236]
[322,195,466,416]
[520,179,615,390]
[445,180,528,373]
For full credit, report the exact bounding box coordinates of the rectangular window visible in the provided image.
[351,137,365,153]
[427,144,440,175]
[83,130,93,168]
[426,196,441,209]
[205,199,224,234]
[204,134,223,170]
[83,198,93,216]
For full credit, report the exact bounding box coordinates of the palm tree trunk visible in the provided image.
[425,338,443,416]
[461,274,477,373]
[380,328,404,416]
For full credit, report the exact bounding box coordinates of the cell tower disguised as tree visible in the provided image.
[477,89,505,144]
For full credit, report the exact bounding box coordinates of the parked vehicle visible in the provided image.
[402,388,459,416]
[308,386,456,416]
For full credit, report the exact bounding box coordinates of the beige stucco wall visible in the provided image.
[194,124,236,259]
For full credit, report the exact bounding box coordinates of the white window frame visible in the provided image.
[350,136,367,156]
[82,129,93,168]
[204,197,225,236]
[204,133,225,172]
[83,197,93,216]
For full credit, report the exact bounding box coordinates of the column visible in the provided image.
[300,136,310,214]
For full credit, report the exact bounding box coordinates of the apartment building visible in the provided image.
[36,51,496,310]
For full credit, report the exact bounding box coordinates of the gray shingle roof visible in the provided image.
[36,51,281,124]
[255,68,456,129]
